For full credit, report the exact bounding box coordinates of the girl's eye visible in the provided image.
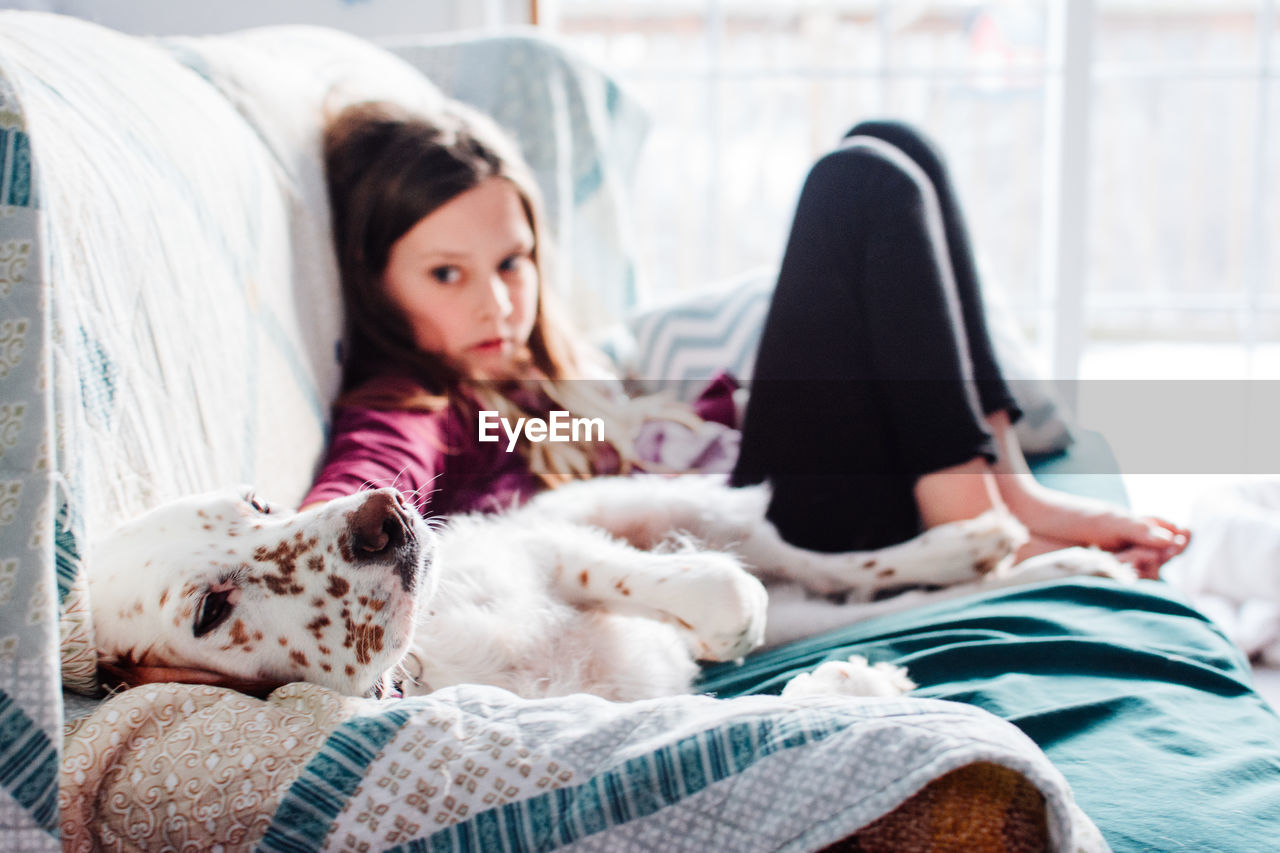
[499,253,531,274]
[429,266,461,284]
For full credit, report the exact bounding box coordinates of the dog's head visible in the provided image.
[88,486,434,697]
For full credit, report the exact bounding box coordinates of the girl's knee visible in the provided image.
[843,120,948,185]
[802,139,930,213]
[845,117,930,144]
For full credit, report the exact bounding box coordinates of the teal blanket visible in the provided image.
[699,578,1280,851]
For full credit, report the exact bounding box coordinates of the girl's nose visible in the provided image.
[479,275,514,319]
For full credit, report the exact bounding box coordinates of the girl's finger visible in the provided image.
[1114,545,1164,580]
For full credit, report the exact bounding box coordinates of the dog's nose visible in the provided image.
[349,490,413,559]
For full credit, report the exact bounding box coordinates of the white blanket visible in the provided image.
[1170,479,1280,662]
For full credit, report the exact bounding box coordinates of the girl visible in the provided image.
[303,101,1189,578]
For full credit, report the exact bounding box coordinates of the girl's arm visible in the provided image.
[302,405,448,513]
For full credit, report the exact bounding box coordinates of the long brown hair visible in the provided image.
[323,101,646,484]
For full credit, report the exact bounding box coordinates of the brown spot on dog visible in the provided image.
[876,568,896,579]
[159,589,170,607]
[229,619,251,646]
[327,575,350,598]
[203,524,213,531]
[306,614,331,641]
[264,575,305,596]
[312,598,325,609]
[863,559,877,569]
[318,645,331,656]
[343,616,385,665]
[308,556,325,574]
[614,580,631,596]
[254,536,318,596]
[336,532,353,563]
[290,650,309,668]
[973,557,1000,575]
[345,664,356,677]
[579,570,590,587]
[321,663,332,673]
[278,637,288,647]
[368,599,386,612]
[254,631,264,642]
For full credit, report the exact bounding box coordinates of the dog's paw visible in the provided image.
[909,509,1028,581]
[665,552,768,662]
[1012,546,1138,584]
[781,655,916,699]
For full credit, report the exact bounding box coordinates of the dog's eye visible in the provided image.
[245,491,272,515]
[193,588,235,638]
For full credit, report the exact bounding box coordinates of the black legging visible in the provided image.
[731,120,1021,552]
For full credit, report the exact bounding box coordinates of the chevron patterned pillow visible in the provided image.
[624,271,774,403]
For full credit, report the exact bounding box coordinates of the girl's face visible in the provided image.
[381,177,539,379]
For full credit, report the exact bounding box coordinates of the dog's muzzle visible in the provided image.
[348,489,426,592]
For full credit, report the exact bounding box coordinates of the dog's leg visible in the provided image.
[731,508,1029,597]
[763,546,1135,648]
[528,477,1028,600]
[525,474,762,550]
[518,521,768,662]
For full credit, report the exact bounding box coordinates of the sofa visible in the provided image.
[1,11,1278,852]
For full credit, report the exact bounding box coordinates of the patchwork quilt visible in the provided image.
[61,682,1105,851]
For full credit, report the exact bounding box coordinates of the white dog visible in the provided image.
[89,476,1130,702]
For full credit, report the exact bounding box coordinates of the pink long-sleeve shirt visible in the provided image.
[302,373,741,516]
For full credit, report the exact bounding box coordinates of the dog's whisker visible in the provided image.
[404,478,442,515]
[390,464,418,495]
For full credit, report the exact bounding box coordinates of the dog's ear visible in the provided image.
[97,660,286,700]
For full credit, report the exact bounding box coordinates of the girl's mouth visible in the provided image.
[471,338,507,353]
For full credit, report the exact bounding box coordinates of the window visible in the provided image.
[540,1,1279,383]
